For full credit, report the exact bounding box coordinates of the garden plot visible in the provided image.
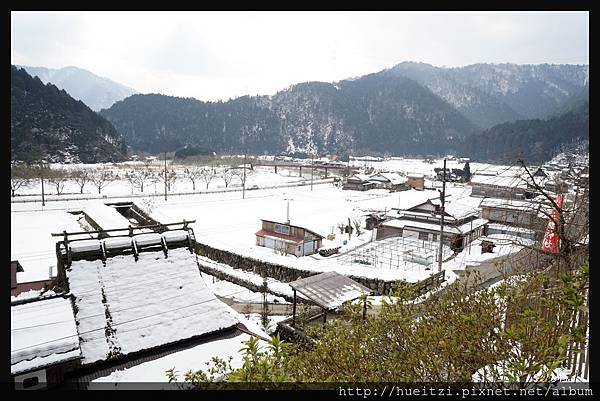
[336,236,453,282]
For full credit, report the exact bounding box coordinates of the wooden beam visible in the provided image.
[292,290,297,327]
[50,220,196,237]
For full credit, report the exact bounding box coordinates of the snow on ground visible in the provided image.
[244,313,290,335]
[444,234,534,273]
[11,297,81,375]
[67,247,240,365]
[11,159,507,286]
[197,255,305,300]
[12,172,476,284]
[13,165,318,200]
[201,272,289,304]
[145,184,471,282]
[11,209,88,283]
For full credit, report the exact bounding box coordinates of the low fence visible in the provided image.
[11,179,335,203]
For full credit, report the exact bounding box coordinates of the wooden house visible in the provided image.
[376,198,487,251]
[11,296,83,389]
[255,219,324,256]
[368,172,409,191]
[343,174,376,191]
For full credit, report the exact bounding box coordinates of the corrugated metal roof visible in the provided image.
[289,271,372,310]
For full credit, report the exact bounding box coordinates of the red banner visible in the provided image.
[541,194,565,254]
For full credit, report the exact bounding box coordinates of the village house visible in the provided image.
[11,223,267,389]
[406,174,425,190]
[342,174,376,191]
[11,296,82,389]
[376,197,487,251]
[11,260,56,297]
[368,172,409,191]
[255,219,324,256]
[479,198,549,241]
[470,169,534,200]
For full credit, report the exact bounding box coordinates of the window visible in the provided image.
[418,232,429,241]
[274,224,290,235]
[22,376,39,389]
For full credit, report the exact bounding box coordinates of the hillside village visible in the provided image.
[10,150,589,388]
[11,10,589,392]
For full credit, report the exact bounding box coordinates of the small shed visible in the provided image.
[10,260,24,290]
[288,271,373,325]
[407,174,425,190]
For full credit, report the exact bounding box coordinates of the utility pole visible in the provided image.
[40,162,45,207]
[243,153,247,199]
[164,150,168,201]
[468,218,473,255]
[311,152,314,191]
[437,158,446,273]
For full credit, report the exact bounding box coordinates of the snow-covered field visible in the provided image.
[10,158,518,287]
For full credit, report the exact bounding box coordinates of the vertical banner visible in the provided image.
[541,194,565,254]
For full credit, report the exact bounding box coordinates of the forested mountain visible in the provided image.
[11,66,128,163]
[547,83,589,118]
[101,73,479,157]
[388,62,588,128]
[461,98,589,164]
[448,63,588,120]
[387,62,524,128]
[14,61,587,162]
[17,65,138,111]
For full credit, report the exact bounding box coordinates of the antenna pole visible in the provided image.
[438,158,446,272]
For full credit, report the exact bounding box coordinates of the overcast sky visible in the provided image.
[11,11,589,102]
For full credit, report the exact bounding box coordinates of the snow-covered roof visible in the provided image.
[480,198,540,211]
[83,202,131,234]
[381,218,461,234]
[289,271,372,310]
[66,247,240,366]
[456,218,489,233]
[470,172,528,188]
[11,297,81,375]
[369,172,407,185]
[487,223,537,235]
[381,217,487,235]
[348,174,371,182]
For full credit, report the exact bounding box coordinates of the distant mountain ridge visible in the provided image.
[11,66,127,163]
[101,72,480,157]
[387,62,588,128]
[12,61,588,163]
[17,65,138,111]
